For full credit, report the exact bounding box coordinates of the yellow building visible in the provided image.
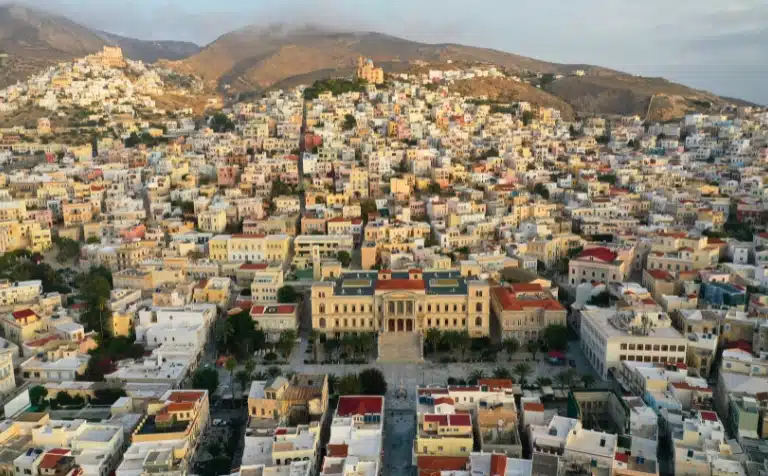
[130,390,209,466]
[356,57,384,85]
[415,413,474,458]
[491,284,567,344]
[191,277,232,307]
[62,202,94,227]
[209,234,293,264]
[197,209,227,233]
[311,269,490,348]
[108,310,134,337]
[248,374,329,421]
[2,308,45,345]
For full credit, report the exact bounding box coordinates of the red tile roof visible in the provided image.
[477,379,514,391]
[700,411,718,422]
[327,443,348,457]
[433,397,455,406]
[615,452,629,464]
[492,287,564,312]
[424,414,471,427]
[490,454,507,476]
[647,269,674,281]
[375,279,425,291]
[167,402,195,412]
[523,402,545,412]
[417,456,469,475]
[12,309,36,320]
[336,396,383,417]
[167,391,205,403]
[239,263,269,270]
[509,283,543,292]
[576,247,618,263]
[38,454,67,470]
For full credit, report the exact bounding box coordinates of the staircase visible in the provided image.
[377,332,423,363]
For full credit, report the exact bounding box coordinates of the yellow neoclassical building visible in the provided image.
[311,269,490,361]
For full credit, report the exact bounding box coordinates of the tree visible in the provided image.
[338,374,362,395]
[30,385,47,406]
[455,330,471,361]
[342,114,357,131]
[360,199,378,223]
[187,250,205,261]
[468,369,485,385]
[493,367,512,379]
[214,318,233,353]
[225,358,238,398]
[277,286,299,304]
[588,291,611,307]
[270,178,293,198]
[54,236,81,264]
[542,324,568,351]
[276,330,297,360]
[502,338,520,355]
[527,341,539,361]
[513,362,532,385]
[427,181,442,195]
[554,369,577,391]
[236,370,250,393]
[245,359,257,378]
[359,368,387,395]
[522,110,534,126]
[86,236,100,244]
[210,113,235,133]
[336,251,351,267]
[533,183,550,199]
[425,328,441,355]
[327,373,339,395]
[192,367,219,396]
[308,330,320,362]
[582,374,597,389]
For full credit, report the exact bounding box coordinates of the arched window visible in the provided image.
[475,303,482,312]
[319,318,326,328]
[475,317,482,327]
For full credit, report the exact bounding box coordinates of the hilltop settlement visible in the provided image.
[0,48,766,476]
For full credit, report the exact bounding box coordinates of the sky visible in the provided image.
[19,0,768,104]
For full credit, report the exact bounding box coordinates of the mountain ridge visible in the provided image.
[0,5,760,120]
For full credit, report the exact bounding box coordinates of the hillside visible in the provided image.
[449,77,576,120]
[0,5,200,88]
[166,26,588,92]
[96,31,201,63]
[544,75,736,121]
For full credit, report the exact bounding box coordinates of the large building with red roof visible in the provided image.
[568,246,631,286]
[310,268,491,362]
[490,283,566,344]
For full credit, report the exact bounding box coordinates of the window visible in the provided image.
[620,344,627,350]
[475,317,482,327]
[476,303,482,312]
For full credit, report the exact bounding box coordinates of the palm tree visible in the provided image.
[581,374,597,389]
[535,377,552,388]
[245,358,256,375]
[492,366,512,379]
[468,369,485,385]
[526,341,539,361]
[456,330,471,361]
[513,362,532,385]
[225,357,237,399]
[502,338,520,356]
[235,370,249,393]
[425,328,441,356]
[214,318,233,354]
[277,330,297,360]
[327,373,340,395]
[308,330,320,362]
